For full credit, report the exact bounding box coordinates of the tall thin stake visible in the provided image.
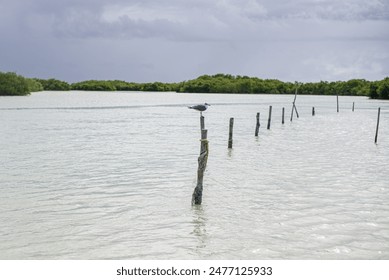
[282,107,285,124]
[228,118,234,149]
[267,106,272,129]
[352,102,355,112]
[375,107,381,144]
[255,113,260,136]
[337,94,339,113]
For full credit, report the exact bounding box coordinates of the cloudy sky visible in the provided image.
[0,0,388,83]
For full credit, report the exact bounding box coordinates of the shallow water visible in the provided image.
[0,91,388,259]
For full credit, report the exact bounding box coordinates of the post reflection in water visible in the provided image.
[191,205,208,257]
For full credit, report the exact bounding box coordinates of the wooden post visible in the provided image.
[228,118,234,149]
[290,85,299,121]
[192,129,209,205]
[291,104,299,121]
[294,104,299,118]
[200,116,205,130]
[255,113,260,136]
[337,94,339,113]
[375,107,381,144]
[312,107,315,116]
[352,102,355,112]
[282,107,285,124]
[267,106,272,129]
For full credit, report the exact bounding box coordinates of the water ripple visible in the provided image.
[0,92,388,259]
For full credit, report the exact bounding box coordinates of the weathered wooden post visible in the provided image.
[312,107,315,116]
[228,118,234,149]
[192,129,209,205]
[290,85,300,121]
[294,104,299,118]
[282,107,285,124]
[255,113,260,136]
[375,107,381,144]
[267,106,272,129]
[200,115,205,130]
[337,94,339,113]
[352,102,355,112]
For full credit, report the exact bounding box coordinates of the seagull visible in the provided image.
[188,103,210,116]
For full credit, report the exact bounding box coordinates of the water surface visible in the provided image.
[1,91,388,259]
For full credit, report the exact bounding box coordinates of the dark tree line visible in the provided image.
[1,71,388,99]
[34,78,71,91]
[177,74,373,96]
[0,72,42,96]
[70,80,178,92]
[369,77,389,99]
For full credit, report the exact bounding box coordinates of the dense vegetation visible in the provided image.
[368,77,389,99]
[66,74,389,99]
[71,80,178,92]
[1,71,388,99]
[34,78,71,91]
[0,72,42,96]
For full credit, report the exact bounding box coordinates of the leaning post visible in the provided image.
[228,118,234,149]
[290,84,300,121]
[375,107,381,144]
[192,129,209,205]
[294,104,299,118]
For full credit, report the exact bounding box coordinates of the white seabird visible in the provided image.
[188,103,211,116]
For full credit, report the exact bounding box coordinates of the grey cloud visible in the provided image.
[3,0,388,41]
[262,0,389,20]
[1,0,388,83]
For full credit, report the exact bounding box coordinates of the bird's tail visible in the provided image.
[188,106,193,109]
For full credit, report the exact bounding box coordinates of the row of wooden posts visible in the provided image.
[229,104,304,146]
[192,99,382,205]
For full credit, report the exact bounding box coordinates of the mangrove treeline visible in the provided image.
[0,72,43,96]
[1,71,388,99]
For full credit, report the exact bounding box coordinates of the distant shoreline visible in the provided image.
[1,71,388,99]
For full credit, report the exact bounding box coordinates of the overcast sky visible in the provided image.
[1,0,388,83]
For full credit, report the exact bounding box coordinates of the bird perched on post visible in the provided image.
[188,103,211,116]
